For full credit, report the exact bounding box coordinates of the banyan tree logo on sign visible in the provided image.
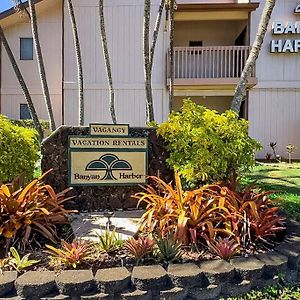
[85,154,132,180]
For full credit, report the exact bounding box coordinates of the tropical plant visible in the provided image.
[207,238,239,260]
[135,173,233,245]
[0,26,43,141]
[155,235,183,262]
[28,0,56,131]
[0,115,39,183]
[66,0,84,126]
[219,185,285,246]
[0,170,76,250]
[95,229,123,254]
[98,0,117,124]
[231,0,276,113]
[124,236,155,264]
[46,240,90,269]
[286,144,297,164]
[8,247,39,272]
[157,99,262,184]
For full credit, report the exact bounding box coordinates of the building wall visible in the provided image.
[173,96,231,112]
[174,20,247,47]
[248,0,300,159]
[0,0,63,125]
[63,0,168,126]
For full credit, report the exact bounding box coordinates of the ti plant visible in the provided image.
[124,236,155,265]
[155,235,183,263]
[45,240,90,269]
[8,247,39,272]
[207,238,239,260]
[95,229,123,254]
[0,170,76,250]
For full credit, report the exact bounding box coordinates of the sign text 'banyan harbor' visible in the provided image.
[270,5,300,53]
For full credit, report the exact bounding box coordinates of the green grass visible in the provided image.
[225,284,300,300]
[243,162,300,221]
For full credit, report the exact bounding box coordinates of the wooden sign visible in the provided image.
[68,125,148,186]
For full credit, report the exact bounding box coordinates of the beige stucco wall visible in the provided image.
[174,20,247,47]
[0,0,63,125]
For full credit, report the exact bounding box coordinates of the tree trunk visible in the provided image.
[98,0,117,124]
[231,0,276,113]
[66,0,84,126]
[0,26,44,141]
[150,0,164,70]
[28,0,56,131]
[143,0,154,123]
[168,0,175,112]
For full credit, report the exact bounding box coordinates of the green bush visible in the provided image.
[11,119,50,131]
[157,99,261,184]
[0,115,39,183]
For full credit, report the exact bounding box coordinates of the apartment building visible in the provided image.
[0,0,299,158]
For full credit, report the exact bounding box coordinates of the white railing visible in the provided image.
[172,46,255,80]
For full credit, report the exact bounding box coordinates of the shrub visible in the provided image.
[155,235,183,262]
[134,173,285,255]
[0,171,76,249]
[135,173,232,245]
[0,115,39,183]
[95,229,123,254]
[157,99,261,184]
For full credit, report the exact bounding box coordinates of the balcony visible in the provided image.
[169,46,257,93]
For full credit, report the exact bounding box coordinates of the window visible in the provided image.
[189,41,203,55]
[20,38,33,60]
[20,104,32,120]
[189,41,203,47]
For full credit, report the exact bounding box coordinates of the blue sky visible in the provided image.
[0,1,13,13]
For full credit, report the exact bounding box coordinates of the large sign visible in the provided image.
[68,125,148,186]
[270,4,300,53]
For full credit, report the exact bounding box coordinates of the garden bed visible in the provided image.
[1,220,300,300]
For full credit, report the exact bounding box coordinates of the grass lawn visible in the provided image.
[243,162,300,221]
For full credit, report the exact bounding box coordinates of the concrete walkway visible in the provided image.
[69,210,144,241]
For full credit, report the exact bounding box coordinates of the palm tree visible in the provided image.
[98,0,117,124]
[28,0,56,131]
[168,0,175,112]
[0,26,44,141]
[144,0,166,123]
[66,0,84,126]
[143,0,153,123]
[231,0,276,113]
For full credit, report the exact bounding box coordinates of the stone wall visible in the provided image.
[1,221,300,300]
[41,126,173,211]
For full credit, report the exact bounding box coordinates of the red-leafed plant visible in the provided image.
[207,237,239,260]
[0,170,76,250]
[124,236,155,264]
[45,240,90,269]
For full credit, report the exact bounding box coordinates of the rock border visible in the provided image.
[1,220,300,300]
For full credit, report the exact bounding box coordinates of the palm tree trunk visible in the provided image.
[98,0,117,124]
[143,0,154,123]
[150,0,164,70]
[66,0,84,126]
[0,26,44,141]
[168,0,175,112]
[28,0,56,131]
[231,0,276,113]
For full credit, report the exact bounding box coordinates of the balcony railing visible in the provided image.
[172,46,255,80]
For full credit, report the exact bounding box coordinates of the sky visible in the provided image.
[0,1,13,13]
